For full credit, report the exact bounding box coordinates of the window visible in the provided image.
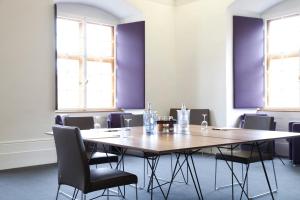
[266,15,300,108]
[56,17,115,110]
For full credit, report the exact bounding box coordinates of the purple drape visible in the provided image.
[233,16,264,108]
[116,21,145,109]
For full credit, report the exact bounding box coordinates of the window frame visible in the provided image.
[55,16,116,112]
[264,14,300,110]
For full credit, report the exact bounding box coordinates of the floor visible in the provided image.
[0,154,299,200]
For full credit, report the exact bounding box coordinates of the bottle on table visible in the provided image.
[143,103,157,133]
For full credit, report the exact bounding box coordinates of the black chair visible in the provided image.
[122,114,143,127]
[107,112,132,128]
[62,116,118,166]
[214,115,278,199]
[190,109,210,125]
[64,116,94,130]
[169,108,210,125]
[53,125,138,200]
[169,108,180,121]
[288,122,300,165]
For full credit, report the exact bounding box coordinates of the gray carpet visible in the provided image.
[0,154,300,200]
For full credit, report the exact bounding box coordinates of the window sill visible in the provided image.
[55,108,122,113]
[259,107,300,112]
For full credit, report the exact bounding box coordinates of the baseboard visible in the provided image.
[0,138,57,170]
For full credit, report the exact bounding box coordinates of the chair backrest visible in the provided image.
[169,108,210,125]
[63,116,94,130]
[122,114,143,127]
[52,125,90,191]
[242,115,275,154]
[190,109,210,125]
[291,123,300,133]
[239,113,268,128]
[169,108,180,120]
[243,115,275,130]
[107,113,132,128]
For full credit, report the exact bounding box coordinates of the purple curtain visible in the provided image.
[116,21,145,109]
[233,16,264,108]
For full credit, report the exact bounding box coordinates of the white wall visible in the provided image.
[127,0,177,115]
[174,0,234,126]
[0,0,56,170]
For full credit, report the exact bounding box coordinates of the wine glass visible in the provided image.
[200,114,208,130]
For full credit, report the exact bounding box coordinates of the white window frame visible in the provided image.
[56,16,116,111]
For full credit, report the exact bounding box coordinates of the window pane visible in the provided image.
[57,59,81,109]
[86,61,113,108]
[57,18,81,55]
[268,15,300,55]
[268,57,300,107]
[86,23,113,57]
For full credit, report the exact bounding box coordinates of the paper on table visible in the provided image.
[212,127,241,131]
[81,129,121,139]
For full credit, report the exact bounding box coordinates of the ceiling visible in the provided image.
[54,0,142,19]
[229,0,285,14]
[54,0,285,19]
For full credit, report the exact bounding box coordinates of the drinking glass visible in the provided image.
[200,114,208,130]
[124,118,132,131]
[93,116,101,129]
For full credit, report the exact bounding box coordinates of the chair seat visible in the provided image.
[215,150,273,164]
[87,168,138,192]
[87,152,119,165]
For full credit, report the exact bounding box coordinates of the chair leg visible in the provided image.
[143,158,146,188]
[55,185,61,200]
[72,189,77,200]
[248,161,279,199]
[136,184,138,200]
[272,160,278,190]
[81,192,86,200]
[214,159,218,190]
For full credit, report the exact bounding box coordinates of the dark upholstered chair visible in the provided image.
[169,108,180,121]
[169,108,210,125]
[122,114,143,127]
[190,109,210,125]
[214,115,278,199]
[62,116,118,166]
[107,113,132,128]
[64,116,94,130]
[288,122,300,165]
[52,126,138,200]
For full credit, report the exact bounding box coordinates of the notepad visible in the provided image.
[81,129,121,139]
[212,127,241,131]
[82,132,120,139]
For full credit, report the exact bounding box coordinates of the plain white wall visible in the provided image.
[127,0,177,116]
[174,0,234,126]
[0,0,56,169]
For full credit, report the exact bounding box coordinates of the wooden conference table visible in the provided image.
[48,125,300,200]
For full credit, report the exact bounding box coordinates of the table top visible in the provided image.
[46,125,300,154]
